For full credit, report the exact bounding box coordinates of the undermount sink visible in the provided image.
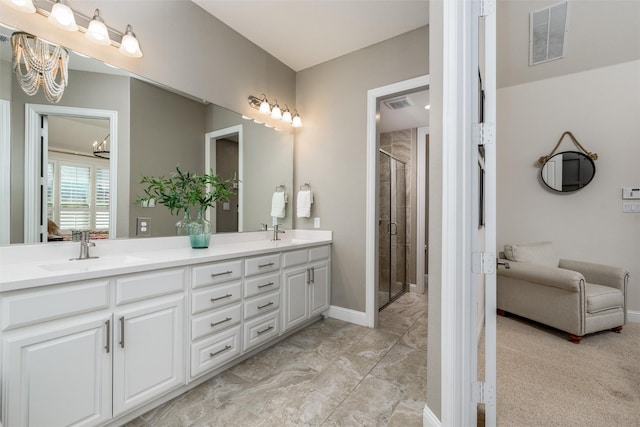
[273,238,312,245]
[39,255,147,273]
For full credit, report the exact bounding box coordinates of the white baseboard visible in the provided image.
[627,310,640,323]
[327,305,368,326]
[423,404,441,427]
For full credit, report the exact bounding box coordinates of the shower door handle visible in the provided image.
[388,222,398,236]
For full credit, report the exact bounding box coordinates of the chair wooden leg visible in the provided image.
[497,309,507,317]
[612,326,623,333]
[568,334,583,344]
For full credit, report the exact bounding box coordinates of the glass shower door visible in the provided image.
[378,150,407,310]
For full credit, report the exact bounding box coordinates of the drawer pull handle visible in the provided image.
[119,316,125,348]
[210,345,232,358]
[257,282,275,289]
[105,319,111,353]
[211,270,233,277]
[258,262,275,268]
[257,325,274,335]
[257,301,274,310]
[211,294,233,302]
[211,317,232,327]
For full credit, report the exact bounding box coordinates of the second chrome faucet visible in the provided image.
[70,230,98,260]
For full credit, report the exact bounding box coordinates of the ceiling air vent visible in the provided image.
[383,96,413,110]
[529,1,569,66]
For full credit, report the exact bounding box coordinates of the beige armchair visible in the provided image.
[497,242,628,343]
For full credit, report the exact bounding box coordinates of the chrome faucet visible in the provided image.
[272,224,285,241]
[70,231,98,261]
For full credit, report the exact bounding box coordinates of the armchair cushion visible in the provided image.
[585,283,624,314]
[504,241,559,267]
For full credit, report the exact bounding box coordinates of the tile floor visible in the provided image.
[126,292,428,427]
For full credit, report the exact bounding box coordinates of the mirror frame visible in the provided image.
[540,150,596,193]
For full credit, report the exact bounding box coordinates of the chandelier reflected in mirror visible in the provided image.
[93,134,110,159]
[11,32,69,103]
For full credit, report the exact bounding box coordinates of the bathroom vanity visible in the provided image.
[0,230,331,427]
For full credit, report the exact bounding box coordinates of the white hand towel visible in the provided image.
[271,192,286,218]
[296,190,313,218]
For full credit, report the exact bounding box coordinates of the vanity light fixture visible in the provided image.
[85,9,110,46]
[248,95,303,128]
[48,0,77,32]
[424,104,431,109]
[7,0,143,58]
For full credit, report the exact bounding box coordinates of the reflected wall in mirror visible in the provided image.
[540,151,596,192]
[0,23,293,245]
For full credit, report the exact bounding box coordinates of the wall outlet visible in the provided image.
[136,217,151,236]
[314,217,321,228]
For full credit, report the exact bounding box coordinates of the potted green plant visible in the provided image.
[136,166,237,248]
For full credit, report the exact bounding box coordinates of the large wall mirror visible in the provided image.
[0,22,293,246]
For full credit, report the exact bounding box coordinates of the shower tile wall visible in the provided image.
[380,129,417,286]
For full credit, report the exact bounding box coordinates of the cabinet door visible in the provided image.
[113,294,185,416]
[281,266,310,332]
[310,261,330,317]
[3,315,112,427]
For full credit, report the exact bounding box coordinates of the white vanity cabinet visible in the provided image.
[1,268,187,427]
[281,245,331,332]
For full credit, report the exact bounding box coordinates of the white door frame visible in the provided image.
[0,99,10,245]
[416,126,429,294]
[365,74,429,328]
[205,125,244,233]
[24,104,118,243]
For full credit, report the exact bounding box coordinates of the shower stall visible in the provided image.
[378,149,407,310]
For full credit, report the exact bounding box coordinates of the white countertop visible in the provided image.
[0,230,332,292]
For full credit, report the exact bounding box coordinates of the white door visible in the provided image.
[471,3,497,426]
[3,315,112,427]
[309,261,330,316]
[281,266,309,331]
[112,294,185,416]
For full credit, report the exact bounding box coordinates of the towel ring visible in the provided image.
[299,182,311,191]
[275,184,286,193]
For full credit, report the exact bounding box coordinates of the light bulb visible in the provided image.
[9,0,36,13]
[119,25,143,58]
[270,102,282,120]
[259,96,271,114]
[292,113,303,128]
[48,1,78,31]
[282,108,292,123]
[85,10,110,46]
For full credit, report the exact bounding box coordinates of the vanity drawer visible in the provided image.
[244,254,280,277]
[244,291,280,320]
[192,281,242,315]
[244,272,280,298]
[191,303,242,341]
[116,268,185,305]
[2,280,110,330]
[192,260,242,288]
[309,245,330,262]
[282,249,308,268]
[190,325,241,379]
[243,311,279,352]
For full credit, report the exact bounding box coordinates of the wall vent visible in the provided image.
[529,1,569,66]
[383,96,413,110]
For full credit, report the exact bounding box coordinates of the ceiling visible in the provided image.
[191,0,429,72]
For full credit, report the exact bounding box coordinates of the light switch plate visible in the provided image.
[314,217,321,228]
[622,187,640,199]
[623,203,640,213]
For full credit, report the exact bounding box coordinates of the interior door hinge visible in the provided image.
[472,381,496,405]
[474,0,496,17]
[472,251,495,274]
[472,123,496,146]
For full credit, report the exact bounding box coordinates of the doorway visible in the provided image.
[378,149,408,310]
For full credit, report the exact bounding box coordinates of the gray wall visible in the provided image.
[8,69,130,243]
[129,78,207,237]
[294,26,428,312]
